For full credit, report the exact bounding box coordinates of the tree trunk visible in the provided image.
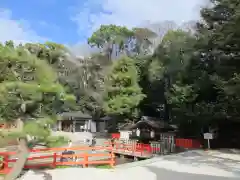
[4,138,29,180]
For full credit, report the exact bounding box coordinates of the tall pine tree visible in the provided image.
[197,0,240,121]
[104,56,145,119]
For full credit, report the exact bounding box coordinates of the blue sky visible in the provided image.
[0,0,205,55]
[0,0,83,43]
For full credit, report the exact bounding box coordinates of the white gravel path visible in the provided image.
[21,167,156,180]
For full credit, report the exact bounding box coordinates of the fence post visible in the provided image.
[150,143,153,155]
[110,148,115,168]
[147,144,151,154]
[140,144,143,156]
[115,141,118,150]
[3,154,9,173]
[160,141,164,155]
[52,153,57,168]
[132,142,136,155]
[171,136,175,153]
[83,154,88,168]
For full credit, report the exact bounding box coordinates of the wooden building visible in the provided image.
[118,123,133,140]
[56,111,95,132]
[119,116,177,142]
[56,112,111,133]
[98,116,111,133]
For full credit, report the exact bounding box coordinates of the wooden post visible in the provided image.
[72,119,76,133]
[2,154,9,173]
[52,153,57,168]
[83,154,88,168]
[147,145,151,154]
[133,156,138,162]
[132,142,135,155]
[115,141,117,150]
[57,120,62,131]
[110,148,115,168]
[207,139,211,149]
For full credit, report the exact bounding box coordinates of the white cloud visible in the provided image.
[0,9,47,44]
[72,0,206,37]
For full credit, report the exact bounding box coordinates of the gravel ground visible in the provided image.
[117,150,240,177]
[19,165,239,180]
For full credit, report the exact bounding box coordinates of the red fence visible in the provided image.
[105,141,161,154]
[0,146,115,175]
[110,133,202,149]
[0,136,202,174]
[175,138,201,149]
[111,133,120,139]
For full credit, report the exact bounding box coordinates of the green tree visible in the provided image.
[138,30,195,118]
[88,25,156,60]
[88,25,134,61]
[103,56,145,119]
[132,27,157,55]
[162,0,240,138]
[24,42,66,65]
[197,0,240,121]
[0,46,74,122]
[0,43,74,180]
[57,52,111,119]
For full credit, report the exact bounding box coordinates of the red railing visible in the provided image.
[175,138,201,149]
[111,133,120,139]
[105,141,161,155]
[111,132,202,149]
[0,146,115,174]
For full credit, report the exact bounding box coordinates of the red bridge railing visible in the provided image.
[0,146,115,175]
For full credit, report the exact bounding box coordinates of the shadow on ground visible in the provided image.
[160,151,240,177]
[35,171,52,180]
[145,166,239,180]
[18,170,52,180]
